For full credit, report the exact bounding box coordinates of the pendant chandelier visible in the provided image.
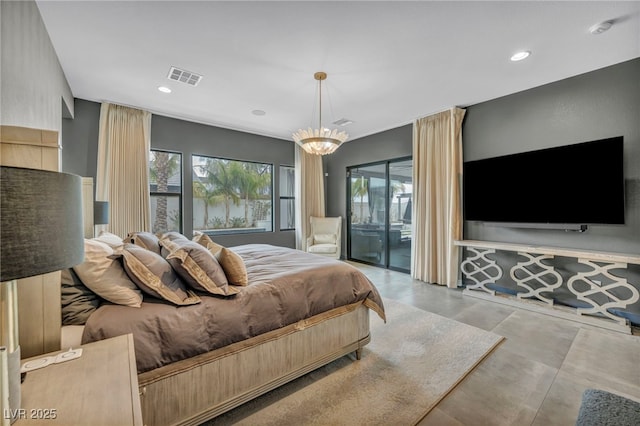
[292,71,348,155]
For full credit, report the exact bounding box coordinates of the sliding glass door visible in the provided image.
[347,157,412,272]
[348,163,387,266]
[388,159,412,271]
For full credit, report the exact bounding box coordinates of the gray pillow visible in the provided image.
[160,238,239,297]
[61,268,102,325]
[125,231,161,255]
[160,231,190,243]
[121,243,201,306]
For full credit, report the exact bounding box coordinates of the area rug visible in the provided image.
[205,298,504,425]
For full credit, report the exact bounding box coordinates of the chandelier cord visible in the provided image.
[318,78,323,129]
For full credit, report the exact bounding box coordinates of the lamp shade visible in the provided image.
[94,201,109,225]
[0,166,84,282]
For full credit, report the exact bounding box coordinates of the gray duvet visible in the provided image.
[82,244,385,373]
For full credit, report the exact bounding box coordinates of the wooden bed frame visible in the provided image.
[137,302,371,426]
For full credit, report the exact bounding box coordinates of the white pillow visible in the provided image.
[73,239,143,307]
[95,231,124,250]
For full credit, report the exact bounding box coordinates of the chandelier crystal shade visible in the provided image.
[292,72,348,155]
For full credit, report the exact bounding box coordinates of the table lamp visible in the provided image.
[0,166,84,424]
[93,201,109,236]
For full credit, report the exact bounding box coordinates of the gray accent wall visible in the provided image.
[62,99,295,248]
[323,124,413,256]
[463,58,640,254]
[1,0,73,130]
[462,58,639,323]
[62,99,100,178]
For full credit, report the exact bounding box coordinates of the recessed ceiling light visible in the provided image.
[510,51,531,62]
[158,86,172,93]
[252,110,266,116]
[589,20,613,35]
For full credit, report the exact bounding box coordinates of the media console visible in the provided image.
[455,240,640,334]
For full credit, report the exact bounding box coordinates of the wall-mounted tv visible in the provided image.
[463,136,625,227]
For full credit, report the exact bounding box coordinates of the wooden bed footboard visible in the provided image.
[137,303,371,426]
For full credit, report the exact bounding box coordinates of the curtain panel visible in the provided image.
[96,103,152,237]
[412,107,466,288]
[294,145,325,251]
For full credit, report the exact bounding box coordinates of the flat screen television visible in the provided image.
[463,136,625,227]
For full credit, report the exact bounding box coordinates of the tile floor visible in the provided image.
[349,262,640,426]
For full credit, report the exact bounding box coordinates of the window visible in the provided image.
[192,155,272,235]
[149,150,182,233]
[279,165,295,230]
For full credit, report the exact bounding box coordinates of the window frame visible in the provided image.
[191,154,274,236]
[279,164,295,231]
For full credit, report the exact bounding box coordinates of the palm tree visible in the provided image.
[234,163,271,226]
[233,163,257,227]
[193,180,221,229]
[150,151,180,232]
[351,176,368,223]
[200,159,240,227]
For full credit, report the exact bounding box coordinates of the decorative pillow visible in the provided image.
[160,231,190,243]
[207,243,249,287]
[73,239,143,307]
[61,268,102,325]
[161,239,238,296]
[207,241,224,255]
[220,248,249,286]
[314,233,336,245]
[94,231,124,250]
[125,231,161,255]
[121,244,201,306]
[192,233,214,248]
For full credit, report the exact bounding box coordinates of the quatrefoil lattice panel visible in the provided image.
[567,260,640,326]
[460,247,503,295]
[510,252,563,306]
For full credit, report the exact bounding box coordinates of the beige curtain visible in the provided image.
[412,107,466,288]
[294,145,325,251]
[96,103,151,237]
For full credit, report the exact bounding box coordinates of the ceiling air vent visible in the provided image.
[167,66,203,86]
[333,118,354,126]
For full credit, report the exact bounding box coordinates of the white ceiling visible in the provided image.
[36,1,640,142]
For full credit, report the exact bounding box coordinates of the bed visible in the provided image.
[62,236,385,426]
